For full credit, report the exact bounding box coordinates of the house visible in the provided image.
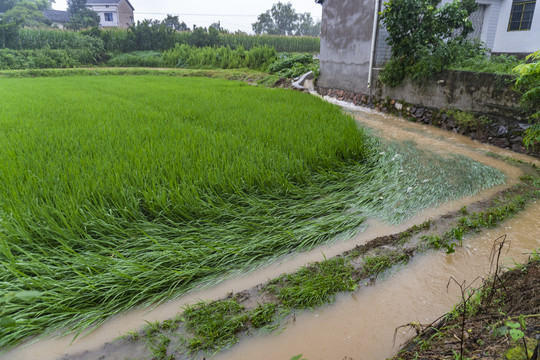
[86,0,135,28]
[318,0,539,95]
[43,9,70,29]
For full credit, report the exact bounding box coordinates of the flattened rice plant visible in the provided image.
[0,76,504,349]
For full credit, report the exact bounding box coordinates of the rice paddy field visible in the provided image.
[0,75,505,349]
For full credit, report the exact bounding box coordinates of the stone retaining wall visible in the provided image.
[316,85,539,157]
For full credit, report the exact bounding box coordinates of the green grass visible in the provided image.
[265,257,358,309]
[0,75,505,349]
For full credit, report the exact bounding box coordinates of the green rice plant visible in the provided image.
[264,257,358,309]
[362,252,410,277]
[0,76,505,349]
[182,300,249,352]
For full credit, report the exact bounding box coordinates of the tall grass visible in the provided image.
[162,44,276,70]
[0,76,504,348]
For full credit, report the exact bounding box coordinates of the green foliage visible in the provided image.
[0,291,41,334]
[252,2,321,36]
[15,28,105,52]
[162,44,276,71]
[248,303,277,328]
[106,51,164,67]
[362,252,410,276]
[1,0,52,28]
[451,54,525,74]
[182,300,249,352]
[0,47,104,69]
[446,110,490,132]
[265,257,358,308]
[66,0,99,30]
[513,50,540,148]
[268,52,318,78]
[0,17,19,48]
[380,0,481,86]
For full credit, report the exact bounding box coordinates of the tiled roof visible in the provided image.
[43,9,70,23]
[87,0,134,11]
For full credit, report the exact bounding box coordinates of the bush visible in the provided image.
[379,0,481,86]
[0,47,105,70]
[106,51,164,67]
[268,53,319,78]
[513,50,540,148]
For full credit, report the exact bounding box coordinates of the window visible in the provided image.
[508,0,536,31]
[104,12,114,22]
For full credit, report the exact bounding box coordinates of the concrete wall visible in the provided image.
[372,69,523,120]
[87,5,119,27]
[318,0,377,94]
[492,0,540,53]
[117,0,134,28]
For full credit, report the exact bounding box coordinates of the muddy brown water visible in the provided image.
[3,102,540,360]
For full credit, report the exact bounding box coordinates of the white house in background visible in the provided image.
[469,0,539,53]
[86,0,135,28]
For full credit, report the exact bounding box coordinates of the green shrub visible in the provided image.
[107,51,164,67]
[268,52,319,78]
[162,44,276,70]
[513,50,540,148]
[452,53,525,74]
[0,48,93,69]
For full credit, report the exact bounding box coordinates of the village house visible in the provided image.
[86,0,135,28]
[43,0,135,29]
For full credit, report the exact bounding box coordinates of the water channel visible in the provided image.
[4,102,539,360]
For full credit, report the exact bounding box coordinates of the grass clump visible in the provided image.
[264,257,358,309]
[362,252,411,277]
[182,300,249,352]
[249,303,278,329]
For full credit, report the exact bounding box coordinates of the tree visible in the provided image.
[296,13,320,36]
[0,0,18,12]
[66,0,99,30]
[379,0,479,86]
[210,21,228,33]
[161,14,189,32]
[252,2,320,36]
[1,0,53,27]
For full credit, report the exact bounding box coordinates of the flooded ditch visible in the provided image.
[216,202,540,360]
[3,103,539,360]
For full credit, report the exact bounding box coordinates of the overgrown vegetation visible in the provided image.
[0,75,505,349]
[162,44,277,71]
[513,50,540,148]
[268,52,319,78]
[450,53,525,74]
[379,0,481,86]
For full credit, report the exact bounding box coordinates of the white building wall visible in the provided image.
[87,5,119,27]
[492,0,540,53]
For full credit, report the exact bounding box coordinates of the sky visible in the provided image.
[52,1,322,33]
